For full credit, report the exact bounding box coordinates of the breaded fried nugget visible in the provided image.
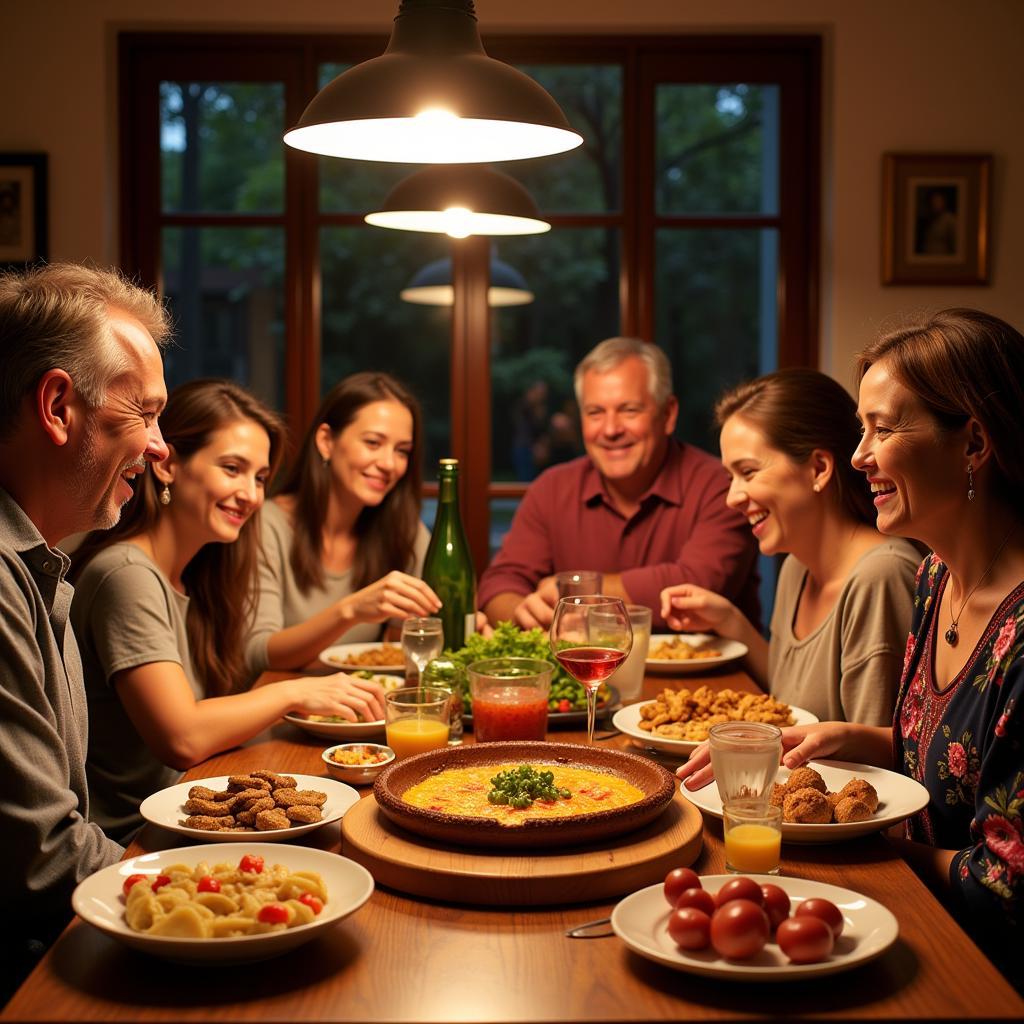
[782,786,831,824]
[182,814,235,830]
[787,766,827,794]
[236,797,275,825]
[273,788,327,808]
[255,807,290,830]
[251,770,297,790]
[187,785,219,801]
[285,805,322,823]
[833,796,872,823]
[228,774,271,792]
[769,782,788,808]
[184,797,233,816]
[836,778,879,813]
[231,788,271,809]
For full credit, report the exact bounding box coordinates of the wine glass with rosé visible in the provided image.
[549,596,632,745]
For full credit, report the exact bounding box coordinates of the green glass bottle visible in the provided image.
[422,458,476,651]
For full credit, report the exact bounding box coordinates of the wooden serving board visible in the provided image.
[341,791,702,906]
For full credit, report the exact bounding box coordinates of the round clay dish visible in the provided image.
[372,741,676,848]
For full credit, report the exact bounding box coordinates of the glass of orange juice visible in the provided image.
[385,687,451,760]
[723,800,783,874]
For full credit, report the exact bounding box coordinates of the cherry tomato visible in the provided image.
[715,876,764,908]
[298,893,324,915]
[709,899,770,960]
[667,907,711,951]
[151,874,171,892]
[558,699,571,713]
[760,883,791,931]
[795,898,844,939]
[196,876,221,894]
[122,873,146,896]
[663,867,701,905]
[257,903,290,925]
[674,887,716,916]
[776,915,835,963]
[239,854,265,874]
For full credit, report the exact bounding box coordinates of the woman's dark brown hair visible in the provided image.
[275,372,423,594]
[715,367,876,525]
[857,308,1024,506]
[73,379,286,697]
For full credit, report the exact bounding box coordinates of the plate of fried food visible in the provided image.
[139,771,360,843]
[284,672,405,739]
[683,760,930,843]
[646,633,748,674]
[612,687,818,755]
[72,843,374,963]
[319,641,406,674]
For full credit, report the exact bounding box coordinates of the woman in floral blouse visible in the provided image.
[679,308,1023,986]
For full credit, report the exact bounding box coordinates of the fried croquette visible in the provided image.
[184,796,235,816]
[183,814,236,831]
[786,766,827,794]
[285,805,323,823]
[782,786,832,824]
[769,782,788,809]
[227,774,272,792]
[255,807,290,830]
[833,796,872,823]
[187,785,219,801]
[235,797,275,825]
[251,770,297,790]
[272,788,327,808]
[836,778,879,813]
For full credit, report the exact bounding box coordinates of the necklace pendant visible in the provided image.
[945,624,959,647]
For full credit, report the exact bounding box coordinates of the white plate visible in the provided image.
[72,842,373,963]
[646,633,748,674]
[612,702,819,756]
[684,759,930,843]
[284,674,405,739]
[612,874,898,981]
[319,642,406,674]
[139,774,360,843]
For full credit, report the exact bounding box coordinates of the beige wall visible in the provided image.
[4,0,1023,378]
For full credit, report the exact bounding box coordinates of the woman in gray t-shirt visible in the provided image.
[71,380,385,840]
[659,369,919,726]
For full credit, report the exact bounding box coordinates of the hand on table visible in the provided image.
[285,672,387,723]
[512,576,560,630]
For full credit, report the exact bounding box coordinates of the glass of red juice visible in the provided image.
[467,657,553,742]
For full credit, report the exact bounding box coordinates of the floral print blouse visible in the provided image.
[896,553,1023,948]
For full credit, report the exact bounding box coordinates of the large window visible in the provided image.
[121,33,820,569]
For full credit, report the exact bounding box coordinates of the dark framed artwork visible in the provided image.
[0,153,48,268]
[882,153,991,285]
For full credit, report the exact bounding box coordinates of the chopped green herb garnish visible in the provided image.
[487,765,572,809]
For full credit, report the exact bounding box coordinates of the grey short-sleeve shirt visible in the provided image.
[71,542,199,840]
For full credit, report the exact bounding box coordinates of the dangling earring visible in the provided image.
[967,464,975,502]
[159,484,171,506]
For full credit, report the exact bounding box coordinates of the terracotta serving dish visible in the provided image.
[372,741,677,848]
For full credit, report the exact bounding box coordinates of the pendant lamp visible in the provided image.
[283,0,582,163]
[365,164,549,237]
[401,255,534,307]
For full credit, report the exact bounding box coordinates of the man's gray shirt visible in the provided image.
[0,487,122,931]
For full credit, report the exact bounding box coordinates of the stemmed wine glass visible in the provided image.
[401,616,444,686]
[549,596,632,744]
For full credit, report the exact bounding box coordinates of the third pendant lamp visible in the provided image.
[283,0,583,163]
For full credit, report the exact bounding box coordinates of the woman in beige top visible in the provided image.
[659,369,920,724]
[246,372,440,676]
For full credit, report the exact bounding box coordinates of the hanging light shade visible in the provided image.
[283,0,582,163]
[401,256,534,307]
[365,164,550,237]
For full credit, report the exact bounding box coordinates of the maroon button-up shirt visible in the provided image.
[478,440,760,630]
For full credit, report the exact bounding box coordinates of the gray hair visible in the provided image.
[573,336,673,409]
[0,263,171,439]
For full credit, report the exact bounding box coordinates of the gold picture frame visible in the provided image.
[882,153,991,285]
[0,152,48,268]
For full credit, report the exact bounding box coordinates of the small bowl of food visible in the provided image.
[322,743,395,785]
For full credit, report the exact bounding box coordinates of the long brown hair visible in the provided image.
[275,372,423,594]
[73,379,286,696]
[715,368,876,526]
[857,308,1024,506]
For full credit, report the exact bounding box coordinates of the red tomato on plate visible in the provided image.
[709,899,770,960]
[760,883,791,931]
[675,887,716,916]
[715,876,764,908]
[776,915,835,963]
[663,867,701,905]
[667,907,711,950]
[257,903,290,925]
[239,854,264,874]
[795,898,844,939]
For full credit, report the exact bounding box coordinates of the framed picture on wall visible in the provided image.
[0,153,48,268]
[882,153,991,285]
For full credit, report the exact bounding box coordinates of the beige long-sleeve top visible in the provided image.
[768,539,922,725]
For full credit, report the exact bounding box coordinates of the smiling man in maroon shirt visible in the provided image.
[479,337,760,631]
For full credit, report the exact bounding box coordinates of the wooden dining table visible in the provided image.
[4,666,1022,1022]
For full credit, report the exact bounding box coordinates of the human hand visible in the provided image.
[512,576,559,630]
[474,611,494,638]
[286,672,387,723]
[660,583,738,635]
[343,571,441,625]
